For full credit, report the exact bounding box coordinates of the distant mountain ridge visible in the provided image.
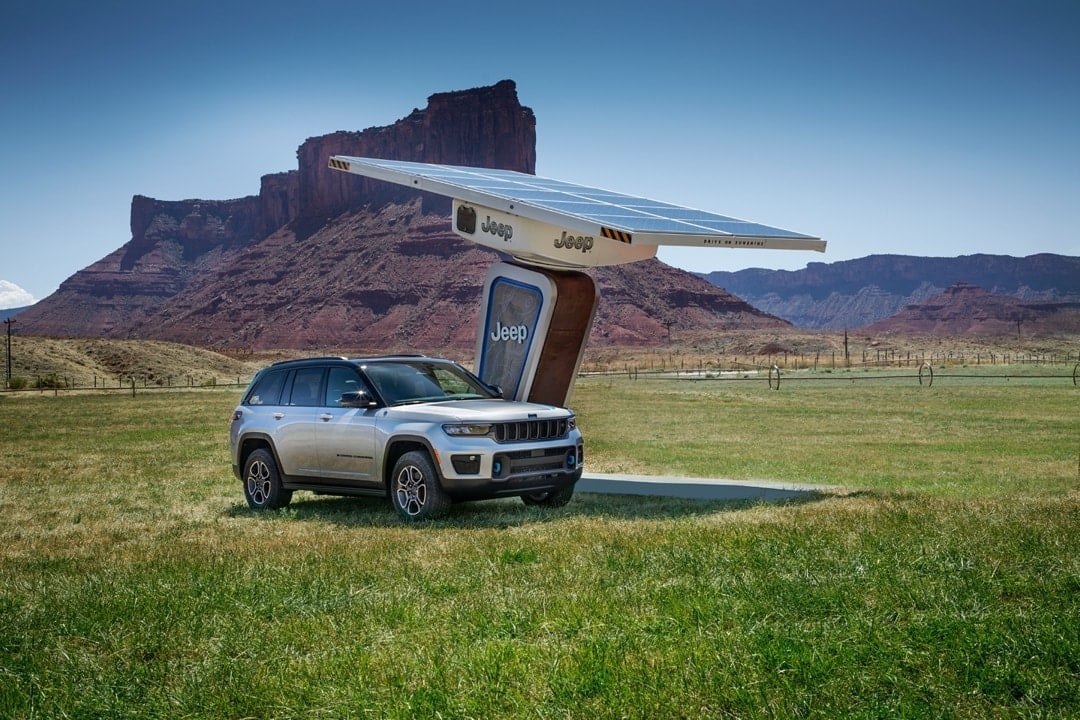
[1,307,29,322]
[701,254,1080,330]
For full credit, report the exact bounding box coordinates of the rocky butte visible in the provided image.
[17,80,789,351]
[860,281,1080,337]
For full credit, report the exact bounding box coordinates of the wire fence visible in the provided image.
[4,351,1078,396]
[582,348,1078,375]
[2,374,250,396]
[580,358,1080,389]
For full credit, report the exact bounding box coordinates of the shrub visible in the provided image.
[32,373,66,389]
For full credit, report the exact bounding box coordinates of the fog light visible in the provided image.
[566,453,576,468]
[492,458,504,477]
[451,454,481,474]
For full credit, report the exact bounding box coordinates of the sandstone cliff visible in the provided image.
[121,198,785,351]
[295,80,535,224]
[17,80,782,350]
[19,195,261,337]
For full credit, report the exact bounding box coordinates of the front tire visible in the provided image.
[242,448,293,510]
[390,450,451,521]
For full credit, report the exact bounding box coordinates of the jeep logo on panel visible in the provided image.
[481,216,513,241]
[553,230,594,253]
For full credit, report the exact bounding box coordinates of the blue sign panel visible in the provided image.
[478,276,544,399]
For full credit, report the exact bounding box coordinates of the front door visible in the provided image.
[315,366,378,486]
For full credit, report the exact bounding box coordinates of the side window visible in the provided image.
[324,367,366,407]
[245,369,286,406]
[288,367,325,407]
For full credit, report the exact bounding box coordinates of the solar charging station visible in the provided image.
[328,157,824,406]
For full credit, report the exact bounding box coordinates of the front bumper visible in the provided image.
[441,462,582,499]
[432,435,584,499]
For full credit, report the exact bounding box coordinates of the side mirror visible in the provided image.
[340,390,377,408]
[486,383,505,399]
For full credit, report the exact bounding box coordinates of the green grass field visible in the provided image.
[1,372,1077,718]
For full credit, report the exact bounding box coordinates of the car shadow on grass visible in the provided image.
[224,487,837,529]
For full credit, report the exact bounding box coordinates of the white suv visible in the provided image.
[229,356,584,520]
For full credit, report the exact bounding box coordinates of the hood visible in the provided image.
[380,399,571,423]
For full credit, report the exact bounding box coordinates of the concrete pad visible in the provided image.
[578,472,836,502]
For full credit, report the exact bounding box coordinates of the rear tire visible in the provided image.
[242,448,293,510]
[390,450,451,521]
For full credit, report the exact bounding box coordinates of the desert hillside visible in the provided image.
[2,337,262,389]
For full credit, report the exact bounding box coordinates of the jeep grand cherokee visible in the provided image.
[229,356,584,521]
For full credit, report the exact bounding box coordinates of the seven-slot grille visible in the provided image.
[493,418,569,443]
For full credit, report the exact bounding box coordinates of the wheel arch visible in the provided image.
[238,433,280,471]
[382,435,439,485]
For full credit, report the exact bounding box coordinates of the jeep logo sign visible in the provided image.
[554,230,593,253]
[481,216,513,241]
[490,321,528,344]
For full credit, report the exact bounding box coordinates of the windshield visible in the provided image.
[361,360,498,406]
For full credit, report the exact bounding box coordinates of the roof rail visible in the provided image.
[270,356,349,366]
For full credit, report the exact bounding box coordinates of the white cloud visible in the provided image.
[0,280,35,309]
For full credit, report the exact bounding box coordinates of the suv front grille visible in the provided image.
[493,418,569,443]
[493,447,578,478]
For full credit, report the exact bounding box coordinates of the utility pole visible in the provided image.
[4,318,14,385]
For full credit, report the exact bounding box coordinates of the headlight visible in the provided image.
[567,414,577,431]
[443,423,493,437]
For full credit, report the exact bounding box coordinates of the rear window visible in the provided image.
[287,367,325,407]
[245,369,287,406]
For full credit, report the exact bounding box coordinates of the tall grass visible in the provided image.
[1,377,1077,718]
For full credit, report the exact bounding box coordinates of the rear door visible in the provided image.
[274,366,325,476]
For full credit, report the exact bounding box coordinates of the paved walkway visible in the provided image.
[578,472,836,502]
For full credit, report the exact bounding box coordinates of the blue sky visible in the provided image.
[2,0,1078,307]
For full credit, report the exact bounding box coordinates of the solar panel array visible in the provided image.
[331,156,823,247]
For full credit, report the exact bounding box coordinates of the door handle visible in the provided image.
[319,413,334,422]
[272,412,284,420]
